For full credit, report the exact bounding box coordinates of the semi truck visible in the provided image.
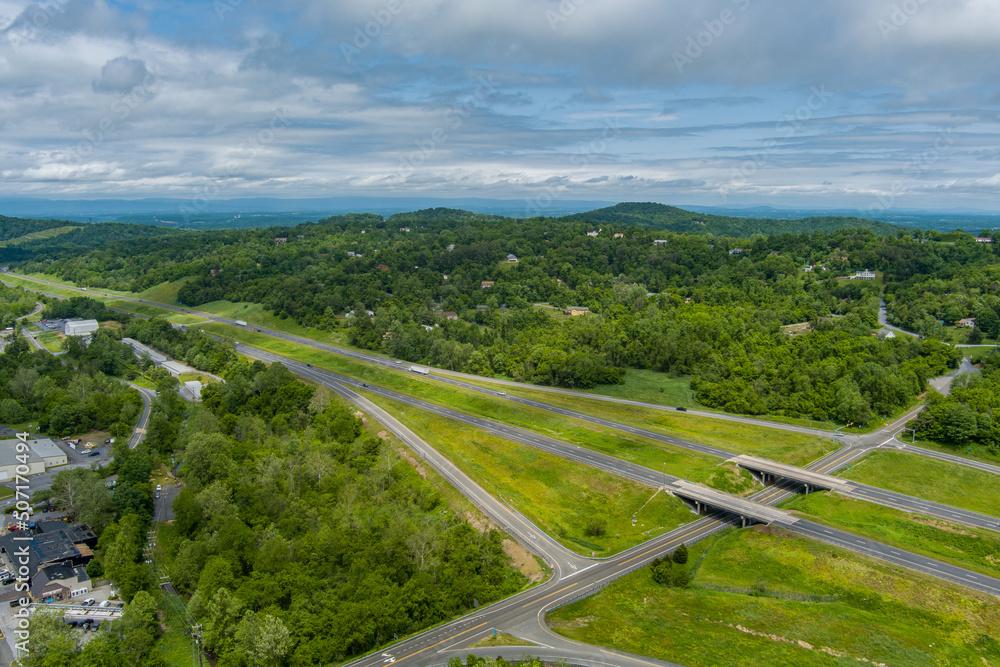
[235,320,248,326]
[409,365,430,375]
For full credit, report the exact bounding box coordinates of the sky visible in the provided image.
[1,0,998,216]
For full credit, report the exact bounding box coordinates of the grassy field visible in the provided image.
[549,526,1000,667]
[361,391,698,556]
[839,449,1000,518]
[962,346,1000,362]
[198,299,355,346]
[213,323,831,472]
[907,437,1000,464]
[34,330,65,353]
[0,226,81,247]
[459,381,831,466]
[782,492,1000,578]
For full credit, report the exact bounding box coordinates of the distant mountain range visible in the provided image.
[1,197,996,235]
[569,202,903,236]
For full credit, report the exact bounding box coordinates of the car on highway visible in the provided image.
[306,363,312,367]
[361,383,369,387]
[676,407,687,412]
[497,391,506,396]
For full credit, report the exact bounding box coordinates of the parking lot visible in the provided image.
[0,583,122,652]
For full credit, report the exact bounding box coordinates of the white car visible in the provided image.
[82,598,96,606]
[155,484,162,491]
[98,600,111,608]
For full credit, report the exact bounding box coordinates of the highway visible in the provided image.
[242,345,1000,538]
[6,273,1000,665]
[0,271,834,438]
[9,270,1000,482]
[234,343,1000,667]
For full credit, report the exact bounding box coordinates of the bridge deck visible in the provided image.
[670,480,796,524]
[732,455,854,492]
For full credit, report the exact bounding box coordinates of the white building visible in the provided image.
[64,319,99,337]
[26,438,67,467]
[852,269,877,280]
[0,440,46,479]
[181,380,203,401]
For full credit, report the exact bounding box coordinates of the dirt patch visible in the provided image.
[464,510,497,533]
[376,430,390,440]
[912,516,977,536]
[550,615,598,629]
[503,539,545,582]
[752,524,796,538]
[397,447,427,479]
[461,511,544,581]
[353,411,368,428]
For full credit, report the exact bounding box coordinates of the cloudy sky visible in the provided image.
[1,0,998,213]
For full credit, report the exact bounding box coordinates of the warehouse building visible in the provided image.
[64,319,99,336]
[0,440,46,479]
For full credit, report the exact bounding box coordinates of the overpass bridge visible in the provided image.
[732,454,856,493]
[669,480,797,527]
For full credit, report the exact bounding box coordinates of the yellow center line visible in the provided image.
[523,583,580,607]
[619,523,717,567]
[396,622,488,662]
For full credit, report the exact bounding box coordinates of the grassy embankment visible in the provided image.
[782,492,1000,578]
[549,526,1000,667]
[358,391,698,557]
[203,322,829,478]
[839,449,1000,518]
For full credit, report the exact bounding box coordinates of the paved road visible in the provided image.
[236,341,1000,667]
[12,271,999,482]
[126,382,156,449]
[878,298,920,338]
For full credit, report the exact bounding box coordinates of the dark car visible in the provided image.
[155,492,160,499]
[306,363,312,367]
[86,449,101,457]
[676,407,687,412]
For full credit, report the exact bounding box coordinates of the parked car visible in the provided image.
[82,598,96,606]
[1,575,16,586]
[155,484,162,491]
[155,492,160,499]
[99,600,111,608]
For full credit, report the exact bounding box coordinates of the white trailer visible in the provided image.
[409,366,430,375]
[235,320,248,326]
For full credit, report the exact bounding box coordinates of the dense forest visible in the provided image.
[569,202,903,236]
[3,297,529,665]
[915,353,1000,451]
[7,211,998,423]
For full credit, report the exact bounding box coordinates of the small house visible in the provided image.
[481,281,494,289]
[274,237,287,245]
[564,306,590,316]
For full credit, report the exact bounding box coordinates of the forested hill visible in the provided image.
[0,214,78,241]
[571,202,903,236]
